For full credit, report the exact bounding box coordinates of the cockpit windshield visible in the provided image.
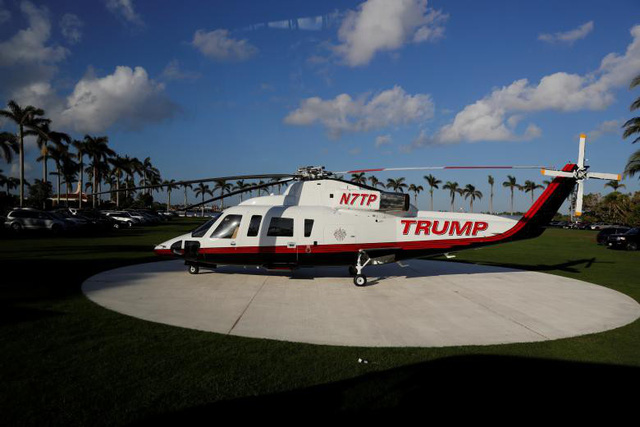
[191,214,221,237]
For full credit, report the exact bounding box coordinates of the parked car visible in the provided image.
[102,211,139,227]
[4,208,68,233]
[606,228,640,250]
[596,226,631,244]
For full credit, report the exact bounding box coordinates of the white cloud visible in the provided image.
[335,0,448,67]
[161,59,200,81]
[59,66,178,133]
[539,21,594,45]
[588,119,621,141]
[375,134,392,147]
[422,24,640,147]
[105,0,144,26]
[192,29,258,62]
[284,85,435,138]
[0,1,68,67]
[60,13,83,45]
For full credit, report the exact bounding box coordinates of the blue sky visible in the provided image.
[1,0,639,213]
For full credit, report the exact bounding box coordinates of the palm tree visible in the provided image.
[604,180,626,192]
[386,177,408,192]
[351,172,367,185]
[194,183,212,217]
[5,176,19,195]
[257,180,268,195]
[60,156,78,207]
[522,180,544,204]
[408,184,423,206]
[1,132,18,163]
[463,184,483,213]
[182,183,192,208]
[424,174,441,211]
[71,140,88,207]
[47,143,70,206]
[543,179,552,186]
[443,181,461,212]
[108,156,128,208]
[367,175,383,188]
[0,100,50,206]
[233,180,251,201]
[502,175,521,215]
[34,123,70,186]
[487,175,495,213]
[213,179,232,210]
[162,179,179,210]
[623,73,640,178]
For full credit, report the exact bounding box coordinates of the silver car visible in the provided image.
[4,209,68,233]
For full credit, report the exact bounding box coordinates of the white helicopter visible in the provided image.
[102,134,619,286]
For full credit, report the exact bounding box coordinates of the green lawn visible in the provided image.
[1,222,638,423]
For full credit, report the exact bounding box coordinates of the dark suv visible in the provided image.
[606,228,640,250]
[596,226,630,245]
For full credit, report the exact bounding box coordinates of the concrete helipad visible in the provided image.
[82,259,640,347]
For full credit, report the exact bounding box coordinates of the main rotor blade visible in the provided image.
[575,181,584,216]
[586,171,621,181]
[578,133,586,169]
[184,178,294,211]
[86,173,293,196]
[338,165,552,174]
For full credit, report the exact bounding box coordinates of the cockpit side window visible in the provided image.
[211,215,243,239]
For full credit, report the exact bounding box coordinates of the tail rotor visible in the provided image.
[541,134,621,216]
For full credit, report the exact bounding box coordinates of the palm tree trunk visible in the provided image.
[510,189,514,215]
[430,190,434,211]
[79,159,83,208]
[19,125,24,207]
[167,190,170,211]
[56,165,61,206]
[93,165,97,208]
[184,186,187,208]
[201,195,205,217]
[116,176,120,207]
[490,186,493,214]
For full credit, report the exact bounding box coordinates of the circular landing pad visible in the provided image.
[82,260,640,347]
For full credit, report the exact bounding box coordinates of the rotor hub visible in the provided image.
[574,167,588,180]
[295,166,333,180]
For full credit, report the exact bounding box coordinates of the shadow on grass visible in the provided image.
[136,355,640,421]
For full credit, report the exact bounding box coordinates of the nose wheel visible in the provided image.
[188,265,199,275]
[351,250,371,287]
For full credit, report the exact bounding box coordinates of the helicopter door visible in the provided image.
[265,217,297,264]
[209,214,243,251]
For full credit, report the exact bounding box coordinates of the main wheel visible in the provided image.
[188,265,199,274]
[354,274,367,287]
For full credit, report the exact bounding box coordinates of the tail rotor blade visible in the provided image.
[575,181,584,216]
[541,169,574,178]
[586,172,621,181]
[578,133,586,169]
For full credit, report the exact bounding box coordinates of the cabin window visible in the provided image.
[211,215,242,239]
[267,217,294,237]
[247,215,262,237]
[304,219,314,237]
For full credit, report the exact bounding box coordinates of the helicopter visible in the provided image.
[94,134,620,286]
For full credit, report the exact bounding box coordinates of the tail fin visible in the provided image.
[511,163,577,240]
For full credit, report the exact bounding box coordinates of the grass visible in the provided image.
[0,221,639,423]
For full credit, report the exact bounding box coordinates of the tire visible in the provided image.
[627,242,638,251]
[11,222,22,232]
[188,265,199,275]
[354,274,367,287]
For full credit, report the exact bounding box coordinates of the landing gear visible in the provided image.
[354,274,367,286]
[188,265,199,275]
[351,250,371,287]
